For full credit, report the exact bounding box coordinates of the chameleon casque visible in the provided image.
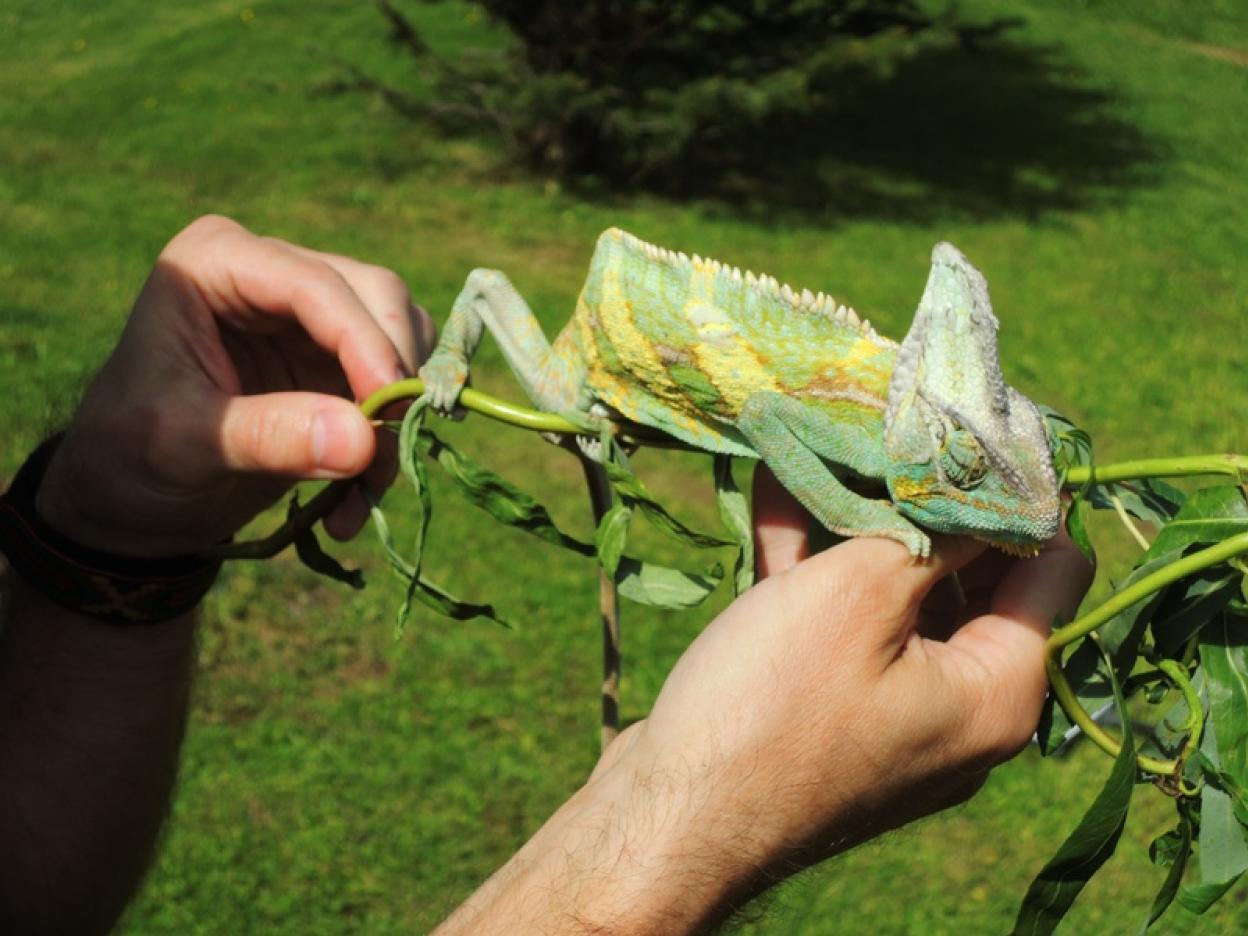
[419,228,1061,559]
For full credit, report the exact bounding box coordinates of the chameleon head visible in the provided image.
[882,243,1061,553]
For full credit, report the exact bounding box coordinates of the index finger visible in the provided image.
[163,216,406,401]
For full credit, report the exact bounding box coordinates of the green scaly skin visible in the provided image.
[420,228,1060,558]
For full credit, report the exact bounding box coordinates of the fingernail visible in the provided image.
[312,408,367,476]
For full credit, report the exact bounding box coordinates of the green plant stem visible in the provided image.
[359,379,584,433]
[1065,454,1248,487]
[1046,531,1248,775]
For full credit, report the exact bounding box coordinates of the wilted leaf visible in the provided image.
[367,493,506,632]
[399,400,432,572]
[615,557,724,608]
[289,494,365,589]
[602,456,732,549]
[419,429,595,557]
[713,454,754,595]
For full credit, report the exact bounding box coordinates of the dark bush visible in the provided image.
[350,0,1009,197]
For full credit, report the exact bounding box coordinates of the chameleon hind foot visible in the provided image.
[418,351,469,418]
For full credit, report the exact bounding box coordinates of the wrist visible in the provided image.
[1,435,222,625]
[35,423,203,559]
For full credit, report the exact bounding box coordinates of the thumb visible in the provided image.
[216,392,375,479]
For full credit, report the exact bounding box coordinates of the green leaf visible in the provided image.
[615,557,724,608]
[288,494,365,589]
[1013,661,1136,935]
[367,492,506,633]
[594,502,631,579]
[1200,608,1248,798]
[1179,694,1248,914]
[602,456,733,549]
[1086,479,1186,528]
[1040,406,1093,483]
[399,399,432,573]
[713,454,755,595]
[1149,486,1248,557]
[1139,805,1193,933]
[1065,493,1095,566]
[1037,550,1182,753]
[1150,571,1238,658]
[418,429,595,557]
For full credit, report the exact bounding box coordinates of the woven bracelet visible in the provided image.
[0,435,222,625]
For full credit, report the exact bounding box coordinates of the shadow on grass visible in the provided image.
[597,39,1160,226]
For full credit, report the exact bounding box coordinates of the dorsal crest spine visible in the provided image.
[607,227,879,339]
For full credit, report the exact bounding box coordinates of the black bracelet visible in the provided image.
[0,435,222,625]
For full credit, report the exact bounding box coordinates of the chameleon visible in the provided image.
[419,228,1061,559]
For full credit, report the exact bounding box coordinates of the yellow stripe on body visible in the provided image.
[684,264,781,414]
[582,257,754,449]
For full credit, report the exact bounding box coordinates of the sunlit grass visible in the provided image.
[1,0,1246,932]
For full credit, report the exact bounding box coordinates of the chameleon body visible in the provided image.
[420,228,1060,557]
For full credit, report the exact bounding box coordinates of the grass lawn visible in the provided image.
[2,0,1247,932]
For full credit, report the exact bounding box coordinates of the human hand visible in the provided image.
[436,468,1092,935]
[583,467,1092,927]
[35,215,434,557]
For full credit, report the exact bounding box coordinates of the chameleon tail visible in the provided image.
[580,454,621,750]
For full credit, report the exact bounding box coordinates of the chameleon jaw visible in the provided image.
[987,538,1044,559]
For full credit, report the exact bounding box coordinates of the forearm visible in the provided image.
[0,572,196,934]
[435,742,781,936]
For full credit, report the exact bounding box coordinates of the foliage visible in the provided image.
[342,0,1009,195]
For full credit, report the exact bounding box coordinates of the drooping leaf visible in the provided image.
[713,454,755,595]
[288,494,365,589]
[367,492,506,632]
[1013,661,1136,935]
[399,399,432,573]
[615,557,724,608]
[602,456,733,549]
[418,428,595,557]
[1139,804,1194,933]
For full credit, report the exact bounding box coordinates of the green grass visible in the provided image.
[1,0,1247,932]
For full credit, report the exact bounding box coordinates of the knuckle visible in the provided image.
[162,215,245,264]
[181,213,241,244]
[367,266,411,307]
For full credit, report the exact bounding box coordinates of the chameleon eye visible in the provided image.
[939,428,987,488]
